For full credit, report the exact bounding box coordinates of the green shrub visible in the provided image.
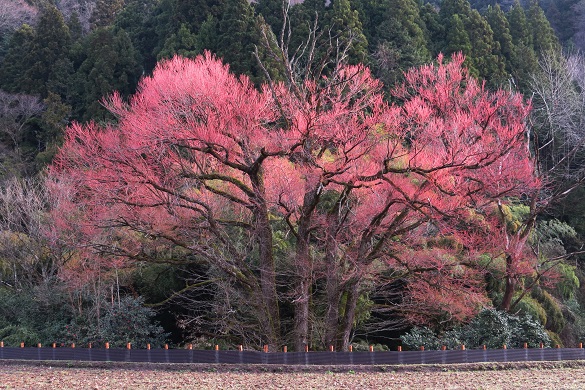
[515,295,547,326]
[400,327,442,350]
[64,296,168,348]
[400,308,551,350]
[532,289,565,333]
[0,287,69,345]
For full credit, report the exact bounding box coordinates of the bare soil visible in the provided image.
[1,359,584,389]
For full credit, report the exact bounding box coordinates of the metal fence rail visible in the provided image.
[1,347,585,365]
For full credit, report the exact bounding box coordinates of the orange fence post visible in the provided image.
[482,345,486,350]
[304,345,309,353]
[215,345,219,351]
[37,343,41,348]
[329,345,334,352]
[164,344,168,350]
[580,343,583,349]
[369,345,374,352]
[52,343,56,349]
[263,345,268,353]
[397,346,402,352]
[283,346,287,353]
[188,343,193,350]
[523,343,528,349]
[540,342,544,349]
[419,346,424,351]
[71,343,75,348]
[503,344,507,350]
[88,342,92,349]
[556,344,561,349]
[105,342,110,349]
[126,343,131,350]
[0,341,4,348]
[238,345,243,351]
[20,342,24,348]
[147,344,151,350]
[461,345,465,351]
[349,345,353,352]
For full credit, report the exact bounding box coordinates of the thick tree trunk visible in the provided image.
[293,279,310,351]
[324,262,341,349]
[499,255,515,312]
[293,188,321,351]
[250,173,280,348]
[293,234,311,351]
[339,281,359,351]
[256,207,281,348]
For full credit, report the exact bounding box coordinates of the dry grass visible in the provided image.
[1,360,585,389]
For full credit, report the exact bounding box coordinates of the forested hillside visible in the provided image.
[1,0,585,351]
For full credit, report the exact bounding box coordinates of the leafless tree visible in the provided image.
[0,91,44,178]
[0,0,37,34]
[498,51,585,314]
[530,51,585,190]
[56,0,96,34]
[573,1,585,52]
[0,177,60,290]
[0,91,44,147]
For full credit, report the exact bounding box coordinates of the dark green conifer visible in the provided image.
[485,4,515,74]
[90,0,125,29]
[329,0,368,64]
[466,9,507,84]
[158,23,199,59]
[507,1,538,91]
[0,24,36,93]
[527,0,560,53]
[22,5,72,97]
[72,28,141,121]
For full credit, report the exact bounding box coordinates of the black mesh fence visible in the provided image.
[1,347,584,365]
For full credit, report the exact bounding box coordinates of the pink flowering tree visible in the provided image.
[48,52,539,350]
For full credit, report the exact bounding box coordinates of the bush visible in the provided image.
[64,296,168,348]
[400,308,551,350]
[530,287,566,332]
[400,327,442,350]
[0,286,70,346]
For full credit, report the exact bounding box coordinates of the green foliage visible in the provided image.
[445,14,472,58]
[350,340,390,351]
[526,0,560,53]
[532,288,566,333]
[0,24,36,93]
[485,4,515,73]
[556,263,580,300]
[368,0,430,87]
[0,285,167,348]
[400,326,442,350]
[0,287,70,346]
[565,299,585,344]
[71,27,142,121]
[87,296,168,348]
[506,1,538,91]
[400,308,551,350]
[90,0,125,29]
[329,0,368,64]
[158,23,199,59]
[514,295,547,325]
[23,5,72,97]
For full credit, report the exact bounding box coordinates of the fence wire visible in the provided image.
[1,347,584,365]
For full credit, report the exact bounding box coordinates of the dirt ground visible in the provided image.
[1,360,584,389]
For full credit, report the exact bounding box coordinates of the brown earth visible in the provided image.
[0,360,584,389]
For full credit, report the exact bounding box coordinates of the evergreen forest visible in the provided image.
[1,0,585,351]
